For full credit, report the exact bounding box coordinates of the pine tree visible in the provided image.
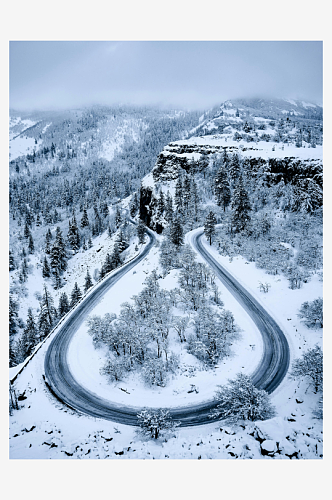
[228,153,241,186]
[130,192,139,218]
[58,292,70,318]
[42,256,51,278]
[115,206,122,229]
[9,294,19,336]
[20,308,37,358]
[137,220,146,245]
[50,227,67,277]
[110,243,122,269]
[189,176,200,222]
[21,258,29,282]
[24,222,31,239]
[215,163,231,211]
[88,236,93,248]
[84,269,93,293]
[28,233,34,254]
[199,152,210,175]
[165,191,174,223]
[25,210,32,227]
[204,211,217,245]
[170,217,184,247]
[101,200,109,219]
[67,214,80,253]
[70,282,82,308]
[45,228,52,254]
[231,174,251,233]
[52,268,62,290]
[93,205,103,235]
[9,250,15,271]
[100,253,113,278]
[38,285,56,340]
[114,229,126,253]
[80,207,89,228]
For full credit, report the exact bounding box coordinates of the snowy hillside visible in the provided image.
[189,97,322,146]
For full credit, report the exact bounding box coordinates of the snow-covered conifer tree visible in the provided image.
[80,207,89,228]
[204,211,217,245]
[70,282,82,308]
[38,285,56,340]
[137,219,146,245]
[231,174,251,233]
[214,163,231,211]
[44,228,52,254]
[228,153,241,186]
[84,268,93,293]
[58,291,70,318]
[165,191,174,223]
[170,217,184,247]
[42,256,51,278]
[20,308,37,358]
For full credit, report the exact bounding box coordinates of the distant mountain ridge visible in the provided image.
[191,97,322,139]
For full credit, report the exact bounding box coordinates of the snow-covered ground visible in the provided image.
[9,224,323,460]
[98,118,145,161]
[9,117,36,139]
[9,135,42,161]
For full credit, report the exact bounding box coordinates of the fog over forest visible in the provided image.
[10,41,322,111]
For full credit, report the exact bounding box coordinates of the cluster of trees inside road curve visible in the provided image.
[88,247,239,387]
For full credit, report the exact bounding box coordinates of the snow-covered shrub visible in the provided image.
[100,356,130,382]
[187,306,239,367]
[137,408,179,439]
[172,315,190,342]
[141,355,168,387]
[210,373,276,423]
[289,345,323,392]
[87,313,117,348]
[284,265,310,289]
[166,352,180,374]
[258,282,271,293]
[159,237,181,275]
[298,298,323,329]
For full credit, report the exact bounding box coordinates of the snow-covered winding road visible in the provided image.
[44,227,289,427]
[188,229,290,394]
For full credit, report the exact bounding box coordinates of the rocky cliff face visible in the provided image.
[152,142,240,182]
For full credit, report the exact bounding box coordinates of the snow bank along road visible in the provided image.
[44,227,290,427]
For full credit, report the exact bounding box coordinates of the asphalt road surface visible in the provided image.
[44,227,290,427]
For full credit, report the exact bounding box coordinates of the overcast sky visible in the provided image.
[9,41,323,111]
